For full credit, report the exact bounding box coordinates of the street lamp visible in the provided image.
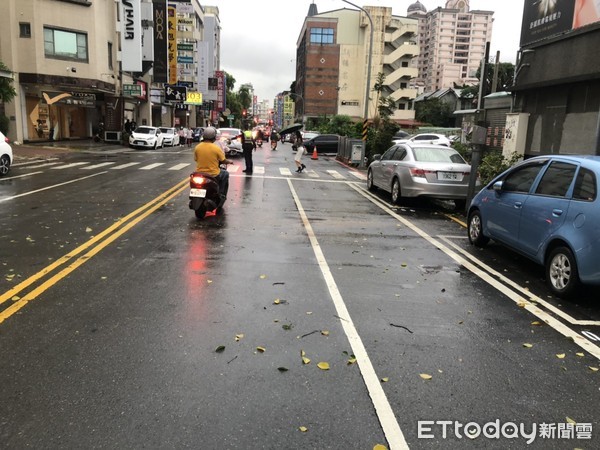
[341,0,373,120]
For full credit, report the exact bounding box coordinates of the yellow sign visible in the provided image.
[186,91,203,105]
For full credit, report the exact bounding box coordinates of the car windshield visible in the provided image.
[159,128,174,134]
[134,127,154,135]
[219,128,240,137]
[413,147,466,164]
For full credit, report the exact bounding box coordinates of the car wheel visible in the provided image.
[367,169,376,192]
[467,210,489,247]
[391,178,401,204]
[0,155,11,176]
[546,246,580,298]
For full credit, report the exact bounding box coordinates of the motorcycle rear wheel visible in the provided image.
[194,205,207,219]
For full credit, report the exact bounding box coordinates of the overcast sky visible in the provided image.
[215,0,524,101]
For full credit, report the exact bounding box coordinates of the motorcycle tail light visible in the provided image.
[190,174,206,186]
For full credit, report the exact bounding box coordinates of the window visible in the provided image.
[310,27,334,44]
[502,161,547,193]
[108,42,113,70]
[572,168,597,201]
[44,27,88,61]
[381,147,398,160]
[19,23,31,38]
[535,162,576,197]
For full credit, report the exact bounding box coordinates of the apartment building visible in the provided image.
[295,4,419,124]
[0,0,218,144]
[408,0,493,92]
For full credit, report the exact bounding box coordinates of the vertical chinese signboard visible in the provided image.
[153,0,168,83]
[167,4,177,85]
[215,70,226,112]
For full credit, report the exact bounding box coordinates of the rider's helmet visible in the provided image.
[203,126,217,141]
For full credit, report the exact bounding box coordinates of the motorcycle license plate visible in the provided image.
[190,188,207,198]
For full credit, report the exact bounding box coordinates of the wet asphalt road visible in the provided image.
[1,141,599,449]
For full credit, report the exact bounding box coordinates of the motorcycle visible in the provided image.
[271,139,277,151]
[256,139,263,147]
[188,167,227,219]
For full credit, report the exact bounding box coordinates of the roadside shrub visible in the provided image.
[478,150,522,185]
[0,115,9,135]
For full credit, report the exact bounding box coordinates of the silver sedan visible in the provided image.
[367,143,476,209]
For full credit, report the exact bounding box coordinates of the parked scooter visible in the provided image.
[188,166,227,219]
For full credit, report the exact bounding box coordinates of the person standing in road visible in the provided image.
[293,130,306,173]
[193,127,233,198]
[241,128,256,174]
[186,127,193,148]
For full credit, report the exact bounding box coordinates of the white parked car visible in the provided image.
[393,133,452,147]
[159,127,180,147]
[0,131,13,176]
[129,126,164,149]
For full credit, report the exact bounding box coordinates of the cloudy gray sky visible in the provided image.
[215,0,524,101]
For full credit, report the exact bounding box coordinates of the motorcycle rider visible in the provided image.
[193,126,233,198]
[270,128,279,150]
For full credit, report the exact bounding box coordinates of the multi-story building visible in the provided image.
[295,4,419,124]
[0,0,219,144]
[408,0,494,92]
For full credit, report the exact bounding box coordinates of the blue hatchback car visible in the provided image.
[467,155,600,298]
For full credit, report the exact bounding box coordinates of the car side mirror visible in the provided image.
[372,154,382,161]
[492,180,503,191]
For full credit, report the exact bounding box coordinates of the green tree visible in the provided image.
[365,72,400,160]
[0,62,17,134]
[415,98,454,127]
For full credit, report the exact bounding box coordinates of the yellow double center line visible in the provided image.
[0,178,189,324]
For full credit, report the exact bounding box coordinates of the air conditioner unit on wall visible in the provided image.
[104,131,121,143]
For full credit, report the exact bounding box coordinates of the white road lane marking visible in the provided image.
[440,237,600,327]
[168,163,191,171]
[139,163,166,170]
[327,170,346,179]
[0,172,107,203]
[350,183,600,360]
[349,171,367,180]
[0,171,43,181]
[279,167,293,176]
[306,170,319,178]
[288,179,409,450]
[12,158,59,167]
[228,165,241,173]
[111,162,141,170]
[81,162,116,170]
[254,166,265,174]
[51,162,89,169]
[16,162,61,169]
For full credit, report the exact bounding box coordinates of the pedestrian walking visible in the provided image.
[186,128,193,147]
[178,127,185,146]
[241,128,256,174]
[293,130,306,173]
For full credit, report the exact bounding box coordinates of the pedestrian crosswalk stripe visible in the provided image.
[279,168,292,176]
[140,163,166,170]
[51,162,89,169]
[326,170,346,179]
[26,162,62,169]
[168,163,191,170]
[254,166,265,174]
[81,162,116,170]
[349,171,366,180]
[111,162,141,170]
[307,170,319,178]
[228,165,241,173]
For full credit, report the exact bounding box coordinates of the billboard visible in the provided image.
[167,4,177,84]
[120,0,142,72]
[153,0,168,83]
[520,0,600,46]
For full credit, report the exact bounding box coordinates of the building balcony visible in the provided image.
[389,87,418,101]
[383,43,419,64]
[384,67,419,86]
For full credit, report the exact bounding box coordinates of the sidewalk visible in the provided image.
[12,140,127,162]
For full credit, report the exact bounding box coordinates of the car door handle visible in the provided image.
[514,201,522,209]
[552,209,563,217]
